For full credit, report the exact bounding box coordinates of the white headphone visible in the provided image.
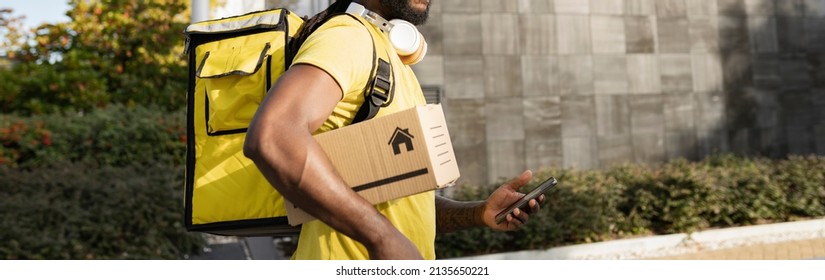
[346,2,428,65]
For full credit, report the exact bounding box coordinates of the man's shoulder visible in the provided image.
[315,13,371,33]
[304,14,375,48]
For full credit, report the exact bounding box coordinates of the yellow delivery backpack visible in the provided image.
[183,9,395,236]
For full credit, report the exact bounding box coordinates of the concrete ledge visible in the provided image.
[456,218,825,260]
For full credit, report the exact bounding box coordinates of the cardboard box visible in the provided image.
[284,104,460,225]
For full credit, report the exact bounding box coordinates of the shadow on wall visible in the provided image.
[615,0,825,166]
[719,0,825,158]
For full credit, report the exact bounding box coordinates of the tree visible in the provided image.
[0,9,29,112]
[0,0,190,114]
[0,8,28,59]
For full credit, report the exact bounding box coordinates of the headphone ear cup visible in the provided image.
[398,33,427,65]
[388,19,427,65]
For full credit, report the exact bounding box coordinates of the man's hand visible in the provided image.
[435,170,546,233]
[480,170,545,231]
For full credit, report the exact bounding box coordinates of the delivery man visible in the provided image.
[244,0,544,259]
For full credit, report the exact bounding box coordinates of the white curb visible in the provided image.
[455,218,825,260]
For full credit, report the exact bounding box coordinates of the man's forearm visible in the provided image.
[435,195,485,233]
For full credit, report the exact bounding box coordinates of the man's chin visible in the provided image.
[379,0,430,25]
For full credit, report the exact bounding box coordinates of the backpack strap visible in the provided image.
[336,14,394,125]
[353,55,392,124]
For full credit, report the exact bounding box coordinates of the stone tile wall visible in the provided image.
[413,0,825,185]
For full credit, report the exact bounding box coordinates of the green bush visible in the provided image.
[0,105,199,259]
[0,104,186,168]
[0,161,204,259]
[435,155,825,259]
[0,63,110,115]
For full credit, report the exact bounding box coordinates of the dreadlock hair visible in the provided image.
[286,0,353,65]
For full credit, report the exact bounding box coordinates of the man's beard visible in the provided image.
[378,0,430,25]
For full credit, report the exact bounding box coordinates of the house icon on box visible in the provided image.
[388,127,415,155]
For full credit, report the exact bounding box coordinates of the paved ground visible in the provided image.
[650,238,825,260]
[189,236,290,260]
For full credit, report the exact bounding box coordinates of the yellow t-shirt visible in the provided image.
[289,14,435,260]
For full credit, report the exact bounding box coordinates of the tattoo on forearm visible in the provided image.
[435,196,484,234]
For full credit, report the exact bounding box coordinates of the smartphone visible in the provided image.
[495,176,558,224]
